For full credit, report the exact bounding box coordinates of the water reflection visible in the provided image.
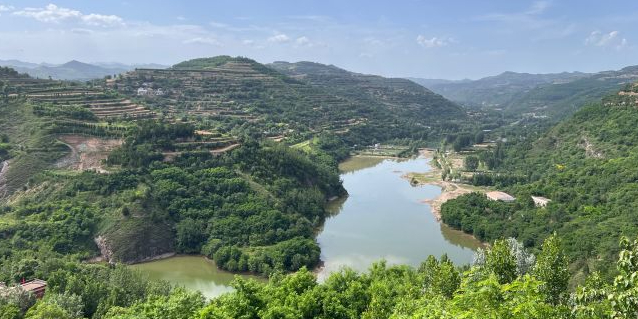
[317,156,481,280]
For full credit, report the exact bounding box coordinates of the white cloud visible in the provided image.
[81,14,124,27]
[267,34,290,43]
[14,4,81,23]
[13,3,123,27]
[296,36,310,45]
[0,4,12,16]
[416,35,452,48]
[585,30,628,50]
[526,1,551,15]
[183,37,222,46]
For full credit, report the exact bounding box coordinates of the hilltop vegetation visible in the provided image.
[441,84,638,279]
[115,56,473,152]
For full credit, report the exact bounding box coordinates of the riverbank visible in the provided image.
[404,149,486,221]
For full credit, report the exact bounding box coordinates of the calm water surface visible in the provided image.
[129,256,263,299]
[131,155,481,297]
[317,155,481,279]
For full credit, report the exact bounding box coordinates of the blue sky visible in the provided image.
[0,1,637,79]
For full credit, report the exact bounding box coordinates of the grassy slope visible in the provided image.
[0,99,68,198]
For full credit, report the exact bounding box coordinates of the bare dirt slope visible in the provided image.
[56,135,122,173]
[0,160,10,198]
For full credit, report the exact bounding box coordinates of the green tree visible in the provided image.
[0,304,21,319]
[25,302,72,319]
[176,218,207,254]
[533,234,569,304]
[464,155,479,171]
[474,131,485,144]
[485,239,517,284]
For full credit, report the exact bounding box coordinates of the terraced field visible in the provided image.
[114,56,466,146]
[118,66,275,121]
[26,90,155,119]
[162,130,240,161]
[2,73,155,120]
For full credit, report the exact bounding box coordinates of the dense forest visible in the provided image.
[441,87,638,280]
[4,234,638,318]
[0,120,345,275]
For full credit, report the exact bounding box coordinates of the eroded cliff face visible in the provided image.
[95,218,176,264]
[0,160,10,199]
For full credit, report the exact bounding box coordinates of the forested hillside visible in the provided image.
[420,67,638,121]
[0,67,344,285]
[421,71,589,108]
[115,56,470,149]
[441,83,638,279]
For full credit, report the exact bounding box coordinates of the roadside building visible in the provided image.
[486,191,516,202]
[531,196,551,207]
[20,279,47,299]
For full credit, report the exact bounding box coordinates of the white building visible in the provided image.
[137,87,165,96]
[137,87,149,96]
[531,196,551,207]
[486,191,516,202]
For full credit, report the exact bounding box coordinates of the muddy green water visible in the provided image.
[131,155,481,298]
[130,256,263,299]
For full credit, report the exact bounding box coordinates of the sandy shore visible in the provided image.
[404,149,481,221]
[420,181,475,221]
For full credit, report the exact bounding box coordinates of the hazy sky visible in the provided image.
[0,0,637,79]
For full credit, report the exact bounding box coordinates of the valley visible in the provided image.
[1,53,638,318]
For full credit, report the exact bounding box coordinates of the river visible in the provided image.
[131,155,481,298]
[316,155,480,279]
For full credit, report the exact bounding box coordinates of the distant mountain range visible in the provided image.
[0,59,169,81]
[410,71,591,108]
[410,67,638,120]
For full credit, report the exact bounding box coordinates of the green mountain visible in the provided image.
[117,57,467,147]
[501,66,638,119]
[0,66,345,280]
[268,61,463,123]
[441,82,638,278]
[419,67,638,121]
[421,71,589,108]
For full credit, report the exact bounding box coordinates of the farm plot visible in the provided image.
[26,88,155,120]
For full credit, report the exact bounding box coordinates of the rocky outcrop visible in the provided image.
[96,217,176,264]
